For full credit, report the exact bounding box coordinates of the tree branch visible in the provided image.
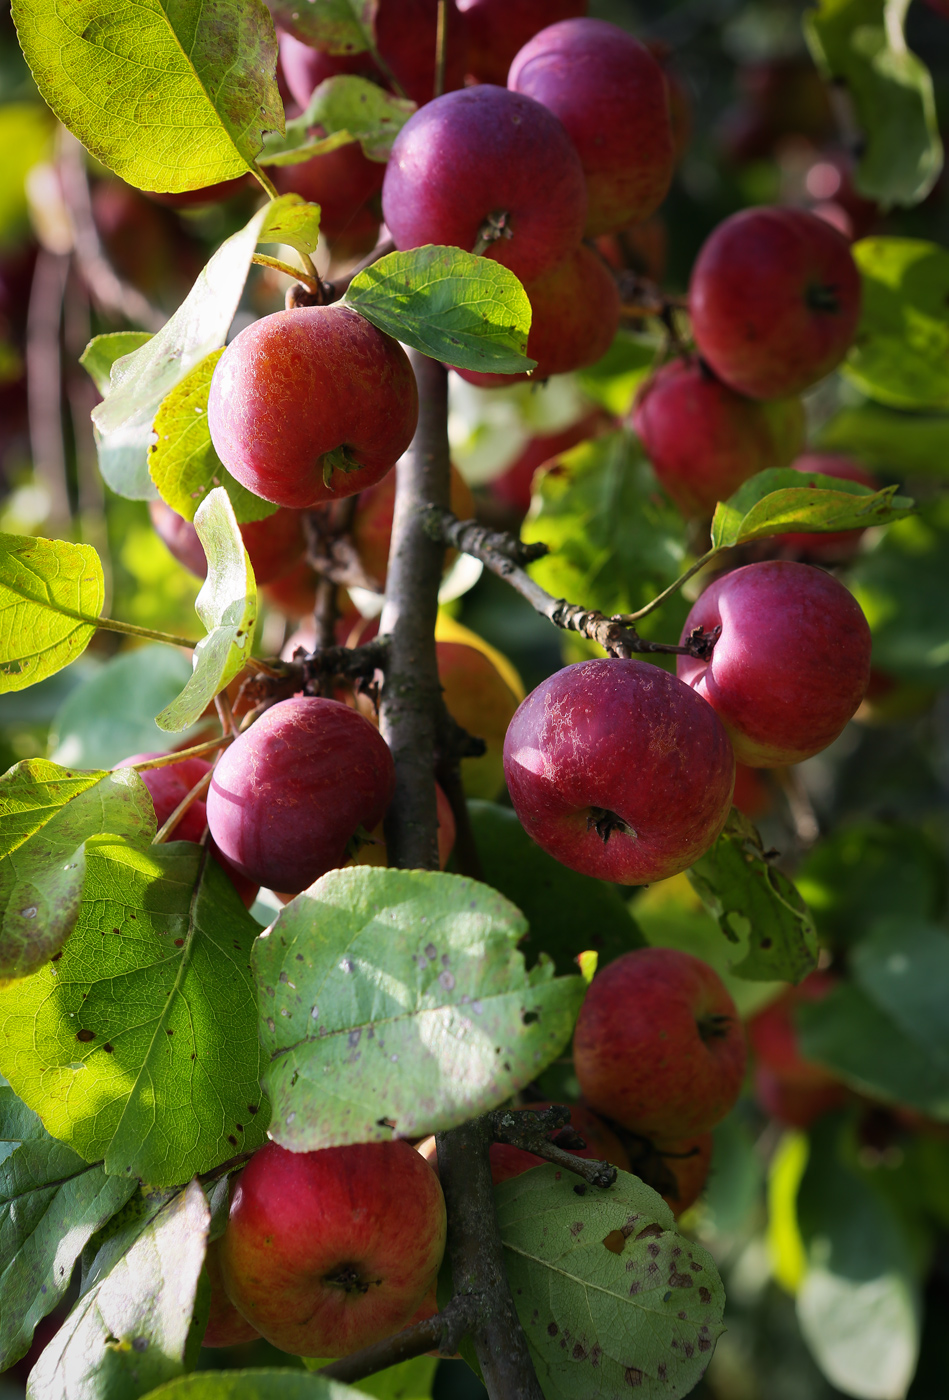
[317,1295,480,1386]
[489,1106,618,1189]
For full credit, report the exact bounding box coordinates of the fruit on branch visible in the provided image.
[382,85,587,283]
[573,947,746,1139]
[352,462,474,589]
[732,762,773,820]
[775,452,880,561]
[438,638,523,800]
[219,1140,447,1357]
[453,244,620,388]
[631,358,806,517]
[415,1100,630,1183]
[349,781,456,870]
[503,658,735,884]
[262,561,324,619]
[508,18,674,236]
[490,406,615,516]
[207,306,418,510]
[754,1065,848,1129]
[202,1237,261,1347]
[206,697,395,894]
[458,0,587,86]
[647,41,692,165]
[688,206,862,399]
[748,971,841,1089]
[148,500,307,585]
[272,142,383,252]
[676,561,872,767]
[595,215,668,282]
[622,1129,715,1216]
[278,28,381,107]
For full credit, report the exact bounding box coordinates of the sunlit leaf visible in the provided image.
[710,467,913,550]
[0,535,103,692]
[260,75,414,165]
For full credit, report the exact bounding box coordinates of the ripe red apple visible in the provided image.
[490,407,615,516]
[632,359,806,517]
[747,970,840,1088]
[594,215,668,282]
[652,1134,714,1217]
[458,0,586,86]
[415,1100,630,1184]
[508,18,674,236]
[676,561,872,767]
[352,463,474,589]
[262,560,323,619]
[689,206,862,399]
[754,1064,848,1129]
[205,697,396,894]
[382,85,587,285]
[272,142,383,250]
[502,658,735,885]
[202,1237,261,1348]
[775,452,879,561]
[573,947,747,1139]
[278,28,381,108]
[148,499,307,585]
[219,1140,447,1358]
[207,306,418,510]
[732,763,773,820]
[453,244,620,388]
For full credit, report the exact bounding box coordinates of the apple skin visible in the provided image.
[207,305,418,510]
[453,244,620,388]
[219,1140,447,1358]
[627,1132,714,1217]
[508,18,674,236]
[438,640,522,800]
[573,947,747,1139]
[148,500,307,585]
[490,407,615,516]
[731,762,773,820]
[754,1064,848,1129]
[632,359,806,517]
[689,206,862,400]
[202,1237,261,1348]
[777,452,879,561]
[502,658,735,885]
[272,142,383,250]
[205,697,396,894]
[747,970,840,1089]
[382,85,587,286]
[459,0,586,86]
[278,28,381,108]
[352,463,474,589]
[676,561,872,767]
[349,782,456,872]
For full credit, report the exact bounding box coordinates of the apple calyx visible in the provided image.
[323,1263,383,1295]
[586,807,636,844]
[804,281,843,314]
[697,1011,735,1044]
[472,208,513,256]
[322,444,363,489]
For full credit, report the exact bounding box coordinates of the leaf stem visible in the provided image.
[250,162,280,200]
[152,768,213,843]
[123,737,232,770]
[611,547,720,624]
[251,253,320,291]
[94,615,198,648]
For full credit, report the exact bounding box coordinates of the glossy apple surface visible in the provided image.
[689,206,861,399]
[219,1140,447,1357]
[207,305,418,510]
[459,0,586,86]
[149,499,307,585]
[573,947,747,1138]
[676,561,872,767]
[206,698,396,893]
[503,658,735,884]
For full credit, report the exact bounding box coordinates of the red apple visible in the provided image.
[629,1132,714,1217]
[573,947,747,1139]
[747,970,840,1088]
[458,0,587,86]
[352,463,474,589]
[202,1237,261,1348]
[676,561,872,767]
[632,359,806,517]
[689,206,862,399]
[775,452,879,561]
[489,407,615,516]
[502,658,735,885]
[349,781,456,871]
[508,18,674,236]
[754,1064,848,1129]
[732,763,773,820]
[148,500,307,585]
[594,216,668,282]
[219,1140,447,1357]
[272,142,383,249]
[207,305,418,510]
[278,28,381,108]
[205,697,396,894]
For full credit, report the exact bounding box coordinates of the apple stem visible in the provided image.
[317,1294,481,1387]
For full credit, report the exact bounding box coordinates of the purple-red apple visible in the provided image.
[676,561,872,767]
[148,499,307,585]
[502,658,735,885]
[776,451,880,561]
[272,142,383,251]
[458,0,587,86]
[573,947,747,1138]
[278,28,381,108]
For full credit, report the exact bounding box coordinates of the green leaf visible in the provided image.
[345,246,535,375]
[81,332,154,397]
[709,467,913,550]
[303,1357,437,1398]
[804,0,942,207]
[148,351,277,526]
[89,196,318,501]
[575,331,657,417]
[140,1372,367,1400]
[843,238,949,410]
[260,76,415,165]
[0,760,155,983]
[850,920,949,1071]
[466,801,646,976]
[818,402,949,475]
[0,534,104,692]
[495,1165,724,1399]
[0,1086,137,1372]
[687,810,818,984]
[26,1179,210,1400]
[11,0,283,193]
[155,488,256,733]
[254,866,585,1151]
[0,838,269,1185]
[266,0,374,52]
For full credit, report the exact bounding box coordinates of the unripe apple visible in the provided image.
[508,18,674,235]
[207,305,418,510]
[148,500,307,585]
[202,1237,261,1347]
[676,561,872,767]
[573,947,747,1139]
[219,1140,447,1358]
[776,452,879,561]
[206,697,396,894]
[689,206,861,399]
[503,658,735,885]
[632,359,805,517]
[459,0,586,86]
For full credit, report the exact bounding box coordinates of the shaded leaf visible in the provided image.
[0,534,103,692]
[254,866,585,1151]
[303,1357,437,1398]
[710,467,912,549]
[818,403,949,476]
[495,1165,724,1399]
[156,489,256,733]
[844,238,949,409]
[266,0,375,52]
[687,811,818,984]
[12,0,282,193]
[260,76,415,165]
[345,246,534,375]
[0,838,269,1185]
[850,920,949,1070]
[140,1372,366,1400]
[0,760,155,983]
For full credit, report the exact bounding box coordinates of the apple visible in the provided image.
[689,206,862,399]
[202,1237,261,1348]
[632,358,806,517]
[573,947,747,1139]
[754,1064,848,1129]
[349,781,456,871]
[381,85,587,285]
[732,763,773,820]
[490,407,615,516]
[352,463,474,589]
[262,561,323,619]
[508,18,674,236]
[676,561,872,767]
[594,215,668,282]
[219,1140,447,1357]
[148,499,307,585]
[502,658,735,884]
[625,1131,714,1217]
[458,0,586,86]
[747,970,840,1089]
[272,142,383,252]
[205,697,396,894]
[775,452,880,561]
[278,28,381,108]
[207,305,418,510]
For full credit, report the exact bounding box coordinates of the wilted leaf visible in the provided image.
[0,534,104,692]
[260,76,415,165]
[709,467,912,549]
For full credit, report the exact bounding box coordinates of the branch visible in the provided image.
[317,1295,479,1387]
[489,1105,618,1190]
